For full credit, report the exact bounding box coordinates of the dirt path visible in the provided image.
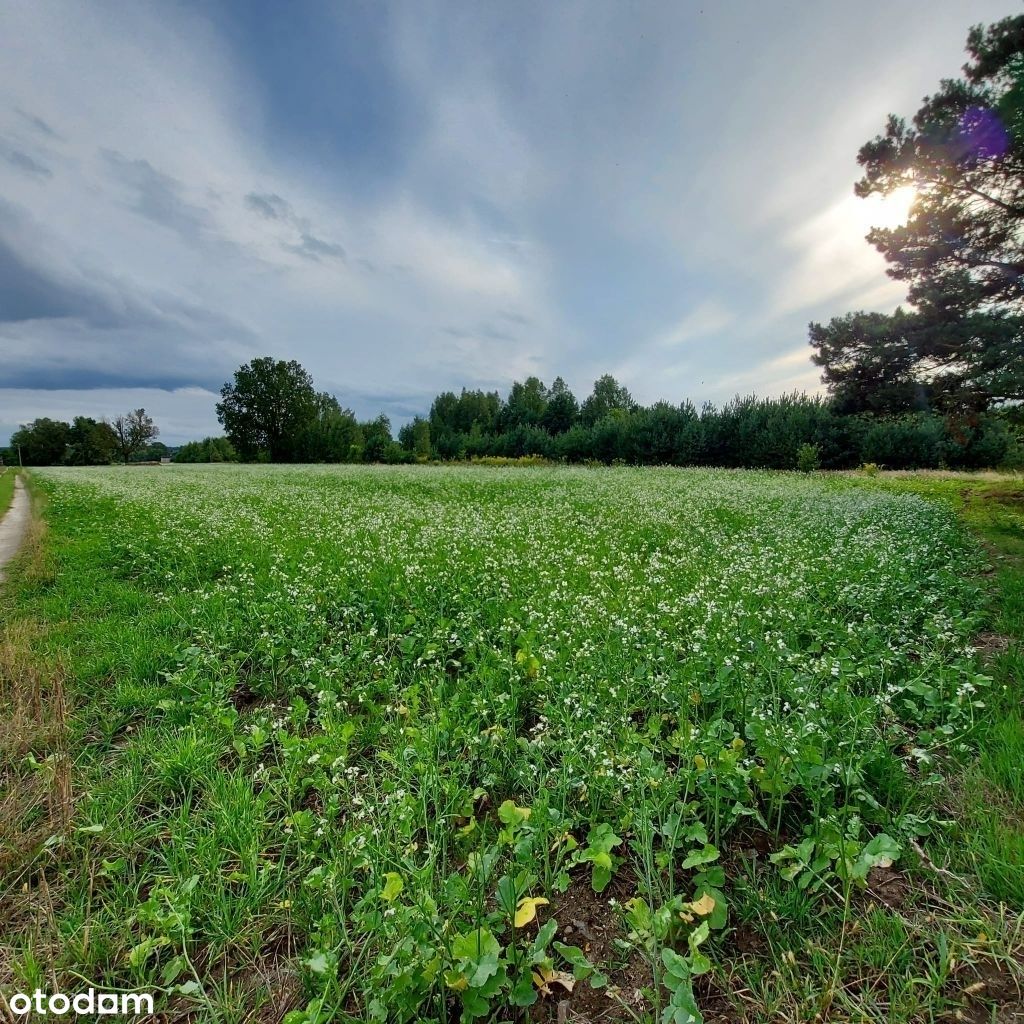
[0,476,30,584]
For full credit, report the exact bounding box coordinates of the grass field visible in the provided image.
[0,468,16,517]
[1,465,1021,1023]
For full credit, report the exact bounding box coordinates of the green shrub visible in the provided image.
[795,443,820,473]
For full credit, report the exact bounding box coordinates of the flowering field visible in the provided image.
[3,465,1007,1022]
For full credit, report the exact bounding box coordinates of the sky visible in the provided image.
[0,0,1014,445]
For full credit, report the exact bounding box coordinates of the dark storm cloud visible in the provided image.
[103,149,211,243]
[0,201,256,393]
[0,235,118,325]
[285,232,346,262]
[15,109,60,139]
[321,385,438,421]
[245,191,292,220]
[245,191,346,261]
[0,364,224,392]
[0,225,254,341]
[1,143,52,179]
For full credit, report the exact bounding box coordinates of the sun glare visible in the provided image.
[855,184,917,232]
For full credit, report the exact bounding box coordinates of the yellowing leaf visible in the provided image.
[514,896,549,927]
[549,831,577,852]
[693,754,707,770]
[445,970,468,991]
[532,965,575,995]
[380,871,404,901]
[688,892,716,916]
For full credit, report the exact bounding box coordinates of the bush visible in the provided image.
[173,437,238,463]
[1001,434,1024,471]
[943,417,1011,469]
[862,415,945,469]
[796,443,820,473]
[468,454,552,467]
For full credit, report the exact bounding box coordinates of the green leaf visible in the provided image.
[554,941,595,980]
[160,954,186,985]
[461,988,491,1018]
[554,942,587,966]
[304,951,334,975]
[533,918,557,954]
[688,921,712,976]
[509,974,538,1007]
[693,885,728,929]
[498,800,532,826]
[681,844,719,870]
[128,935,169,968]
[380,871,404,901]
[586,822,622,853]
[661,946,691,986]
[452,928,502,987]
[861,833,900,869]
[495,874,518,915]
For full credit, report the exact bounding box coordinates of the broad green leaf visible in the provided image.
[380,871,404,901]
[498,800,532,826]
[681,843,719,870]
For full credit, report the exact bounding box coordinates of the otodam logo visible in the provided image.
[6,989,155,1016]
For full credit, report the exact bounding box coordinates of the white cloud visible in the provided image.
[766,191,910,318]
[655,302,737,351]
[708,346,824,398]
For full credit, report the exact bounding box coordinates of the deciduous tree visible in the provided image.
[8,418,71,465]
[113,408,159,464]
[216,357,319,461]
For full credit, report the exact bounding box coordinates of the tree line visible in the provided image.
[212,357,407,464]
[200,357,1020,471]
[417,379,1018,470]
[4,410,161,466]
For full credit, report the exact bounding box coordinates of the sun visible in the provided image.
[854,184,918,233]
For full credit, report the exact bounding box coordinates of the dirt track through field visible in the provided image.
[0,476,29,584]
